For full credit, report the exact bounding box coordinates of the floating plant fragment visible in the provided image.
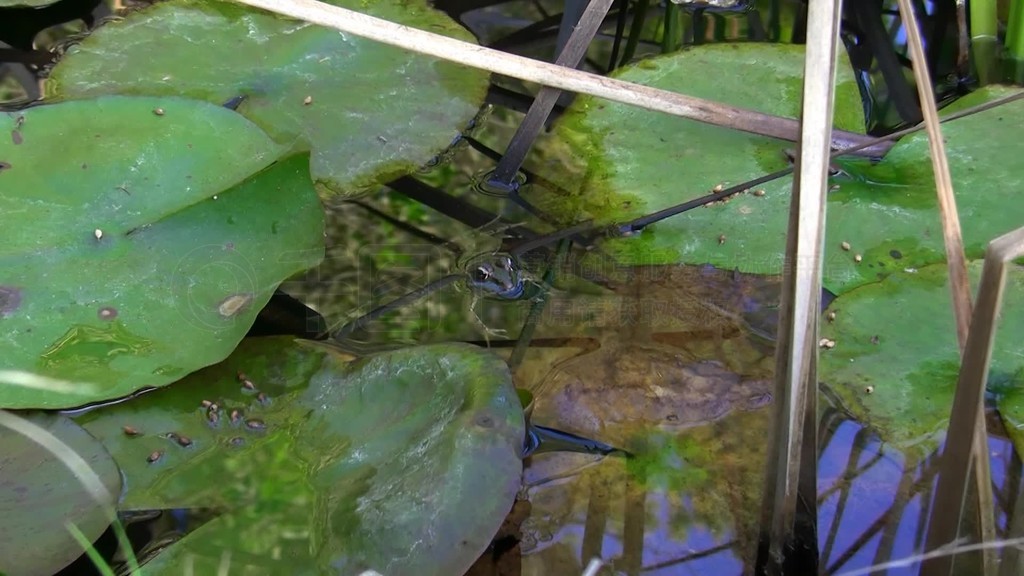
[48,0,490,195]
[0,98,322,408]
[77,337,525,576]
[0,411,121,576]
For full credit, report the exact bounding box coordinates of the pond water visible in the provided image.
[7,0,1014,574]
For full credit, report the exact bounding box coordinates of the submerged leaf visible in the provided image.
[0,412,121,576]
[0,99,322,408]
[77,337,524,575]
[48,0,490,195]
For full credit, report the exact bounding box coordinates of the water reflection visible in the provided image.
[515,402,1024,576]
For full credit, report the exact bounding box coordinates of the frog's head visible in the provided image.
[467,254,525,300]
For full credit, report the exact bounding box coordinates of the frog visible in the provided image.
[466,253,528,300]
[463,252,545,344]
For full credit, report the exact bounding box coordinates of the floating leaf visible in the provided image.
[528,44,862,264]
[820,262,1024,450]
[536,46,1024,295]
[48,0,489,195]
[0,0,55,7]
[0,99,322,408]
[0,411,121,576]
[76,337,525,575]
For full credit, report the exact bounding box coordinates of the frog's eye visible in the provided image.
[496,256,515,270]
[472,265,493,283]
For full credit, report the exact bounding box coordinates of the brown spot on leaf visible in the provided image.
[218,293,252,317]
[11,130,22,145]
[0,161,10,173]
[0,286,22,317]
[98,306,118,320]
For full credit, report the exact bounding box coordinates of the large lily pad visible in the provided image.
[534,45,1024,296]
[0,0,56,6]
[0,99,323,408]
[526,44,863,263]
[76,337,525,575]
[47,0,490,195]
[0,411,121,576]
[820,262,1024,450]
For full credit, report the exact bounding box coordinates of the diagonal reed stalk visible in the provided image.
[231,0,889,156]
[894,1,998,573]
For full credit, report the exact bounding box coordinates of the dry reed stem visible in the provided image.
[896,0,973,349]
[232,0,886,155]
[837,536,1024,576]
[896,0,997,572]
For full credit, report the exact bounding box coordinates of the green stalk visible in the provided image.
[67,522,117,576]
[1007,0,1024,83]
[693,8,707,45]
[713,12,726,41]
[971,0,1000,83]
[662,2,679,53]
[620,0,651,66]
[768,0,781,41]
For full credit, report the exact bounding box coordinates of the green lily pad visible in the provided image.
[0,98,323,409]
[527,44,863,261]
[47,0,489,196]
[0,0,54,6]
[76,337,525,575]
[820,261,1024,450]
[536,45,1024,295]
[0,411,121,576]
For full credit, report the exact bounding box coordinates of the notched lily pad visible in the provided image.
[820,261,1024,451]
[48,0,490,195]
[77,337,525,576]
[0,98,322,408]
[0,412,121,576]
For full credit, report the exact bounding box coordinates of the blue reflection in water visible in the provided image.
[522,406,1023,575]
